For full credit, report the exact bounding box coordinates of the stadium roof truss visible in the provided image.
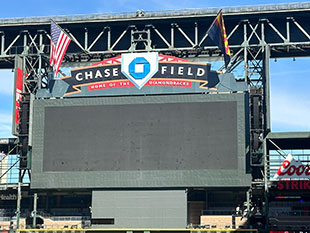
[0,3,310,230]
[0,3,309,87]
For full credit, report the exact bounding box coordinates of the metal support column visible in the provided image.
[32,193,38,228]
[16,181,21,229]
[0,32,4,55]
[107,28,111,52]
[243,21,249,83]
[38,31,44,89]
[263,45,271,133]
[263,138,269,232]
[22,31,28,55]
[84,28,88,51]
[171,24,175,50]
[246,189,251,222]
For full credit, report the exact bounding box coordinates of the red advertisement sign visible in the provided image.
[12,56,24,136]
[273,154,310,180]
[14,67,23,125]
[62,53,218,96]
[277,180,310,190]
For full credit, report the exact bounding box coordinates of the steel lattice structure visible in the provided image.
[0,3,309,88]
[1,2,310,230]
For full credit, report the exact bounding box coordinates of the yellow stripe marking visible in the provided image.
[17,228,258,232]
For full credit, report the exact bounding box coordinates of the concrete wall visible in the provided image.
[92,190,187,228]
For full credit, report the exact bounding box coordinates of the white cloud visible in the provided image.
[0,70,14,96]
[271,92,310,131]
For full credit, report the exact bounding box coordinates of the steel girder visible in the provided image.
[0,6,309,67]
[0,7,308,92]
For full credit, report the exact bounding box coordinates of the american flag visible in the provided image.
[50,21,71,77]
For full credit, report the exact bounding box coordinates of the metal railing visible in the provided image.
[0,217,11,221]
[50,216,90,221]
[16,228,259,233]
[201,210,236,216]
[5,45,50,56]
[269,209,310,217]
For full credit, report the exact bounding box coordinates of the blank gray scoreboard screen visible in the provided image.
[43,101,236,172]
[31,93,251,188]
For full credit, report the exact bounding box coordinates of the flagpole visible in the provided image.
[198,9,222,47]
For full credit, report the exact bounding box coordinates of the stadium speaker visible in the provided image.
[18,93,30,135]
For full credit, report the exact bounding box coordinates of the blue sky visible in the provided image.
[0,0,305,17]
[0,0,309,138]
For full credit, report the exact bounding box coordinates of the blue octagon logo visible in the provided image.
[121,52,159,89]
[129,57,150,79]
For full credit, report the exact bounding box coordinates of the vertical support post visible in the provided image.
[263,138,269,232]
[232,214,236,229]
[16,181,22,229]
[286,17,291,43]
[171,24,175,49]
[129,28,135,52]
[38,30,44,89]
[84,28,88,51]
[263,45,271,133]
[38,54,42,89]
[0,32,4,55]
[147,27,151,51]
[246,189,251,219]
[261,20,266,46]
[263,138,268,196]
[107,28,111,52]
[243,21,248,83]
[38,31,43,53]
[23,31,28,55]
[194,22,198,46]
[32,193,38,228]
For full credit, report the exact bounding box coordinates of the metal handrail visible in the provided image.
[269,209,310,217]
[50,216,90,221]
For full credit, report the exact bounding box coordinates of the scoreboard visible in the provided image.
[30,92,251,189]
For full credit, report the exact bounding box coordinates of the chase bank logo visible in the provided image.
[121,52,158,89]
